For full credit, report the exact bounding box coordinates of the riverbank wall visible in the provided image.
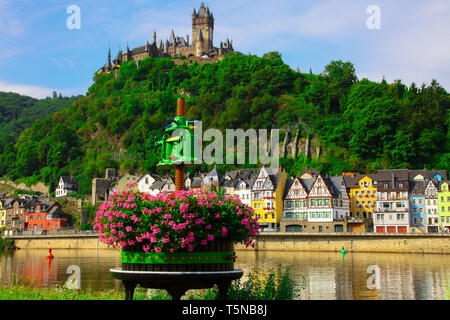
[5,233,450,254]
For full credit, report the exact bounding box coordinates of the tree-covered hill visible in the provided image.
[0,91,81,152]
[0,52,448,195]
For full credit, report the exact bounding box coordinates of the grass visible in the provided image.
[0,266,301,300]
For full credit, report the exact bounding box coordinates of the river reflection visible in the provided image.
[0,249,449,300]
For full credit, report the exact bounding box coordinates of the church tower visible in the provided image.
[192,2,214,53]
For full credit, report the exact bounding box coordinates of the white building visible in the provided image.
[55,176,78,198]
[137,174,158,194]
[425,179,440,233]
[234,179,254,207]
[148,176,175,196]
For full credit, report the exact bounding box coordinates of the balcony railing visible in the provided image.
[346,216,365,223]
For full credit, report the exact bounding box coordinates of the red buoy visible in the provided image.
[46,248,54,259]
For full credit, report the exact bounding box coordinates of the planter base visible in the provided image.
[110,268,243,300]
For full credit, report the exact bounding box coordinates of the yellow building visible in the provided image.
[113,174,140,193]
[438,181,450,231]
[251,167,287,231]
[345,175,377,232]
[0,200,5,230]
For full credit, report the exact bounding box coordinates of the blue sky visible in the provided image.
[0,0,449,98]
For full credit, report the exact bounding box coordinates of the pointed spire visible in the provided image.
[107,44,112,68]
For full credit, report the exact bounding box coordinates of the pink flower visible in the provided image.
[154,247,162,252]
[205,224,212,230]
[161,237,170,243]
[201,240,208,246]
[207,234,214,241]
[180,203,189,213]
[126,226,132,232]
[221,227,228,237]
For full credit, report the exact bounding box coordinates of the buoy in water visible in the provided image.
[341,247,346,259]
[46,248,54,259]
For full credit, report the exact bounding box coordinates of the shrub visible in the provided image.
[94,188,259,252]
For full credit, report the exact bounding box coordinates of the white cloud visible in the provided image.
[359,0,450,88]
[0,81,85,99]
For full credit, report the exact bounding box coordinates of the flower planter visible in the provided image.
[121,239,235,272]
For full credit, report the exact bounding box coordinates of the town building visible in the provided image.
[345,174,377,232]
[424,179,440,233]
[438,181,450,232]
[409,180,428,232]
[201,166,224,191]
[251,167,287,231]
[24,200,69,233]
[234,179,254,207]
[303,174,349,233]
[98,3,235,75]
[222,169,255,206]
[0,199,5,231]
[55,176,78,198]
[373,170,410,233]
[148,176,176,196]
[137,174,159,194]
[3,198,29,236]
[281,177,310,232]
[91,168,120,205]
[113,174,140,193]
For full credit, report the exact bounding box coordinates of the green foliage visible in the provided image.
[226,266,299,300]
[0,238,14,250]
[0,92,80,152]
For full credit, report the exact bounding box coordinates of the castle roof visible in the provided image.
[197,2,208,17]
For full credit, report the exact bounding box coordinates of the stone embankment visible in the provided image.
[6,232,450,254]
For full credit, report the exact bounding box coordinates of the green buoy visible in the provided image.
[341,247,346,260]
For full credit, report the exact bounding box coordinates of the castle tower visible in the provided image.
[192,2,214,53]
[123,42,132,62]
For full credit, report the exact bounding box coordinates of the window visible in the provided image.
[397,214,405,220]
[377,214,384,220]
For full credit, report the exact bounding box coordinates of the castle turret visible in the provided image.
[192,2,214,52]
[123,42,132,62]
[153,31,157,44]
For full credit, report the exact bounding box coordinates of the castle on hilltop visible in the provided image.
[98,2,235,74]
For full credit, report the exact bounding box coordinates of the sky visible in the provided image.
[0,0,449,99]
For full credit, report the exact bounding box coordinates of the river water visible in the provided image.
[0,249,448,300]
